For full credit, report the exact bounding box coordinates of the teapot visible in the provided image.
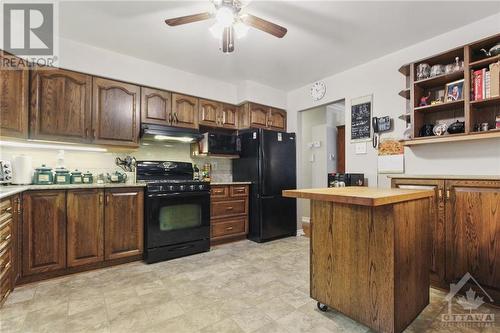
[480,43,500,57]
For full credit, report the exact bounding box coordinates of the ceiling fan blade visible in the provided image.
[241,14,287,38]
[165,12,212,26]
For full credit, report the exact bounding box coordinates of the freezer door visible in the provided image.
[261,130,296,196]
[232,130,260,183]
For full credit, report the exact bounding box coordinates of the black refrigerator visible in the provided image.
[233,128,297,242]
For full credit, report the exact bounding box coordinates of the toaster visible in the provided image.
[0,160,13,184]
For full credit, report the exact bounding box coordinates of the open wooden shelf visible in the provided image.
[470,95,500,108]
[400,33,500,146]
[414,70,464,88]
[398,88,410,99]
[403,130,500,146]
[469,54,500,69]
[414,100,464,113]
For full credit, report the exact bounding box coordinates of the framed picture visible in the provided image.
[445,79,464,102]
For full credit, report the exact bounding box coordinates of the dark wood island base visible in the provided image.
[283,187,434,333]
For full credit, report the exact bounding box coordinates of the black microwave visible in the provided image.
[199,133,238,155]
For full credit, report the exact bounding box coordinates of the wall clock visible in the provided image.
[310,81,326,101]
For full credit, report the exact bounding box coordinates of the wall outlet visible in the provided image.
[302,216,310,223]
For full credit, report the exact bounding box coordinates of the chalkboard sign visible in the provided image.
[351,96,372,141]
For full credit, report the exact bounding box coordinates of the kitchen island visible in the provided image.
[283,187,434,333]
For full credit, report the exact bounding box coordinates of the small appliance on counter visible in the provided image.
[328,173,365,187]
[0,160,13,184]
[198,132,239,155]
[33,165,54,185]
[54,167,71,184]
[11,155,33,185]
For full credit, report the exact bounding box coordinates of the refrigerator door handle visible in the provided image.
[261,195,276,199]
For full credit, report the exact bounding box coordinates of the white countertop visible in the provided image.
[0,183,146,200]
[210,181,252,185]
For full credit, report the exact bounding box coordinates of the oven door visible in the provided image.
[146,191,210,248]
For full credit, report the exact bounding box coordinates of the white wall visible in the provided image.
[287,13,500,188]
[54,38,287,108]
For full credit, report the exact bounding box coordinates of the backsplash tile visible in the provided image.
[0,142,232,182]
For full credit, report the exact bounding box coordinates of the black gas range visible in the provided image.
[137,161,210,263]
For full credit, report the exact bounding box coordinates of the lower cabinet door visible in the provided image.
[446,180,500,291]
[67,189,104,267]
[104,188,144,260]
[22,191,66,276]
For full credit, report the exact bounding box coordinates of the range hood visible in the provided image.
[141,124,203,143]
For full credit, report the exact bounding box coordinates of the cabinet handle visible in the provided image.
[92,129,96,139]
[437,189,443,200]
[1,207,12,215]
[106,195,110,205]
[222,112,226,125]
[99,194,103,205]
[174,113,179,123]
[446,189,451,201]
[85,128,89,137]
[226,226,233,231]
[226,206,233,211]
[2,234,11,242]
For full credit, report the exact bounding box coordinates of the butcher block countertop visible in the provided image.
[387,174,500,180]
[282,187,434,206]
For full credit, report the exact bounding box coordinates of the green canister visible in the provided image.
[70,170,83,184]
[33,165,53,185]
[82,171,93,184]
[54,167,71,184]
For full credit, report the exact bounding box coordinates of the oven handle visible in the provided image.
[147,191,209,198]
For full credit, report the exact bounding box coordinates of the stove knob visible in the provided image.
[198,185,205,190]
[168,185,175,191]
[189,185,195,191]
[179,185,185,191]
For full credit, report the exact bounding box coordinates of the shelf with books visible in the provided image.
[469,55,500,69]
[470,95,500,108]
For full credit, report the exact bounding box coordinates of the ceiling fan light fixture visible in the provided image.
[233,21,249,39]
[209,22,224,39]
[215,6,234,27]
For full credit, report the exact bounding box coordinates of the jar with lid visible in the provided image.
[33,165,53,185]
[71,170,83,184]
[54,167,71,184]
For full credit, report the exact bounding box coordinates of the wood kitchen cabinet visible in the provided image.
[210,185,249,244]
[199,100,238,129]
[30,68,92,142]
[239,102,287,131]
[66,189,104,267]
[445,180,500,295]
[104,188,144,260]
[11,194,22,285]
[0,197,14,307]
[141,87,172,126]
[199,99,222,127]
[171,93,198,129]
[391,178,446,287]
[22,191,66,276]
[0,52,29,138]
[92,77,140,146]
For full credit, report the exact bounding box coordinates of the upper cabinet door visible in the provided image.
[30,68,92,142]
[141,87,172,126]
[0,53,29,138]
[172,93,199,129]
[221,104,238,129]
[199,99,222,127]
[268,108,287,131]
[445,179,500,290]
[249,103,269,128]
[92,78,140,147]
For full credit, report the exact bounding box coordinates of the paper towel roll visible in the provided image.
[12,154,33,185]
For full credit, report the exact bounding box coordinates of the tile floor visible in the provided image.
[0,236,498,333]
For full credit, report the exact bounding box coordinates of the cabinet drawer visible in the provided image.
[0,199,12,222]
[230,185,248,197]
[211,199,247,219]
[211,186,229,200]
[212,218,246,237]
[0,247,11,282]
[0,220,12,253]
[0,270,11,306]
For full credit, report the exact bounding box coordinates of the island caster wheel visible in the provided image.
[317,302,328,312]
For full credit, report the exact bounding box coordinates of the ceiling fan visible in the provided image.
[164,0,287,53]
